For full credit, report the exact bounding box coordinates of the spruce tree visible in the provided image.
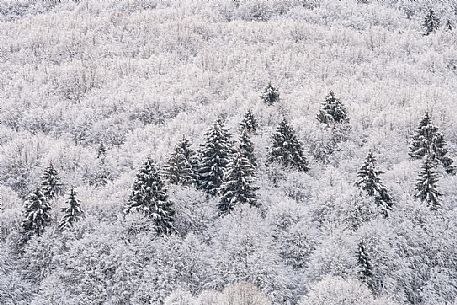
[125,158,175,235]
[445,19,453,31]
[357,241,374,290]
[423,9,440,36]
[240,109,258,134]
[261,82,280,106]
[22,189,51,239]
[409,112,454,173]
[415,157,441,210]
[355,151,393,217]
[239,129,257,168]
[41,162,63,200]
[267,118,309,172]
[218,152,259,215]
[164,136,197,186]
[317,91,349,125]
[59,187,84,230]
[97,143,107,160]
[197,118,234,195]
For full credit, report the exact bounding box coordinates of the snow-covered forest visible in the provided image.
[1,0,457,304]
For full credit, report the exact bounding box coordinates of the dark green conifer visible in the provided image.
[164,136,197,186]
[125,158,175,235]
[267,118,309,172]
[240,109,258,134]
[357,241,374,290]
[239,129,257,168]
[355,151,393,217]
[409,112,454,174]
[197,118,234,195]
[261,82,280,106]
[22,189,51,239]
[41,162,63,200]
[218,152,259,215]
[59,187,84,230]
[317,91,349,125]
[423,9,440,35]
[415,157,441,210]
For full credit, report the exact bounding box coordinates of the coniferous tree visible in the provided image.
[415,157,441,210]
[97,143,107,160]
[22,189,51,239]
[239,129,257,168]
[357,241,374,290]
[409,112,454,173]
[240,109,258,134]
[267,118,309,172]
[317,91,349,125]
[261,82,280,106]
[197,118,234,195]
[59,187,84,230]
[125,158,175,235]
[355,151,393,217]
[423,9,440,35]
[93,161,111,188]
[41,162,63,200]
[445,19,453,31]
[218,152,259,215]
[164,136,197,186]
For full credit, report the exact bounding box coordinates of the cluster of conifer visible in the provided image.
[123,85,452,237]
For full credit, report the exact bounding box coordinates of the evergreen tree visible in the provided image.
[93,161,111,188]
[317,91,349,125]
[261,82,280,106]
[409,112,454,173]
[97,143,107,160]
[415,157,441,210]
[445,19,453,31]
[239,129,257,168]
[267,118,309,172]
[423,9,440,36]
[240,109,258,134]
[21,189,51,239]
[355,151,393,217]
[357,241,374,290]
[59,187,84,230]
[164,136,197,186]
[197,118,234,195]
[41,162,63,200]
[218,152,259,215]
[125,158,175,235]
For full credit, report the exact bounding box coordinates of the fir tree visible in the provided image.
[239,129,257,168]
[317,91,349,125]
[445,19,453,31]
[355,151,393,217]
[93,161,111,188]
[415,157,441,210]
[59,187,84,230]
[267,118,309,172]
[125,158,175,235]
[41,162,63,200]
[197,118,234,195]
[357,241,374,290]
[240,109,258,134]
[164,136,197,186]
[97,143,107,160]
[261,82,280,106]
[423,9,440,36]
[21,189,51,239]
[218,152,259,215]
[409,112,454,173]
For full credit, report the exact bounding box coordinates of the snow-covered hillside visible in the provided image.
[1,1,457,304]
